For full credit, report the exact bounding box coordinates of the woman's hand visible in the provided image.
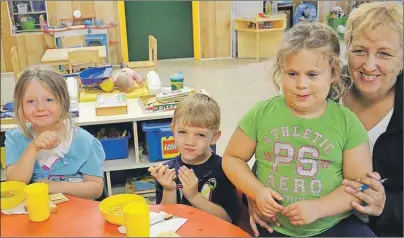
[342,172,386,216]
[247,196,280,236]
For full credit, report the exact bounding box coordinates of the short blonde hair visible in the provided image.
[172,93,220,132]
[272,22,345,100]
[14,65,71,138]
[345,2,403,50]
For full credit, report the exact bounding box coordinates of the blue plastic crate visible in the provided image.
[142,122,178,162]
[79,65,113,85]
[99,131,131,160]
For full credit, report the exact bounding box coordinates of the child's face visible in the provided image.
[171,122,220,165]
[22,80,61,130]
[282,48,334,117]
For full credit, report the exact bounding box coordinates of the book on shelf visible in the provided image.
[95,93,128,116]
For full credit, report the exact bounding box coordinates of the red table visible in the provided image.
[1,195,250,237]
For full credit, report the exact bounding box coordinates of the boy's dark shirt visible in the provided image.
[155,153,239,223]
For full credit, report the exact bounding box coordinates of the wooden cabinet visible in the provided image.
[234,14,287,61]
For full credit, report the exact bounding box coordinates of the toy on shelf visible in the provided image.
[0,103,16,125]
[138,87,196,114]
[96,93,128,116]
[294,2,318,25]
[113,68,144,93]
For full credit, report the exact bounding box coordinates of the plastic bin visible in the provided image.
[99,132,131,160]
[142,122,178,162]
[17,3,28,14]
[32,1,46,11]
[79,66,113,85]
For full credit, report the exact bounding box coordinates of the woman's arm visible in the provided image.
[41,174,104,200]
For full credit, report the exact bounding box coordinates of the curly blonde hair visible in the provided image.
[272,22,345,100]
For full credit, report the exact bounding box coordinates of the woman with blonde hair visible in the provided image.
[245,2,402,237]
[341,2,403,237]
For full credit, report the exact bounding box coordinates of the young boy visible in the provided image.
[149,93,239,223]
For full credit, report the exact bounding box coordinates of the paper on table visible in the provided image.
[118,211,188,237]
[1,200,56,215]
[1,202,27,215]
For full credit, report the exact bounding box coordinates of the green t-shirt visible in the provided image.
[239,95,368,237]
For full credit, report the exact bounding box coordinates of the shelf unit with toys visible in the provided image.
[0,89,209,198]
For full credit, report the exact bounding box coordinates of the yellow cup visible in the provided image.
[24,183,50,222]
[123,199,150,237]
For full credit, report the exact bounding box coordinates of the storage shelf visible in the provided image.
[235,27,285,32]
[104,148,163,172]
[12,11,46,15]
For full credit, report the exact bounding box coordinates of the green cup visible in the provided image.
[170,72,184,91]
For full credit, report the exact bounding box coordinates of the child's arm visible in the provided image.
[178,166,232,222]
[283,142,372,225]
[6,131,61,183]
[222,127,284,217]
[40,175,104,199]
[6,143,39,183]
[150,164,177,204]
[315,141,372,217]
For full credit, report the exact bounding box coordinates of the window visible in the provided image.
[7,0,48,34]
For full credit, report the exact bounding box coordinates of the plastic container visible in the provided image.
[99,194,146,225]
[1,181,27,210]
[1,147,5,169]
[170,72,184,91]
[98,132,131,160]
[24,183,50,222]
[79,65,113,85]
[31,1,46,11]
[142,122,178,162]
[16,3,28,14]
[146,71,162,95]
[21,18,36,30]
[123,200,150,237]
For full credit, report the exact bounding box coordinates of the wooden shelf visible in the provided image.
[12,11,46,15]
[235,27,285,33]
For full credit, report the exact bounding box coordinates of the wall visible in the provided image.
[1,1,122,73]
[199,1,232,59]
[232,1,263,57]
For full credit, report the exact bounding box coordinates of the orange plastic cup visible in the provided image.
[24,183,50,222]
[123,198,150,237]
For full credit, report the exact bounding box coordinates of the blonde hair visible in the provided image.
[14,65,71,139]
[172,93,220,132]
[345,2,403,51]
[272,22,345,100]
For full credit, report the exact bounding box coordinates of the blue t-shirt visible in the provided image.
[5,127,105,183]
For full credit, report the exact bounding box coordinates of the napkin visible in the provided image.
[1,200,57,215]
[118,211,188,237]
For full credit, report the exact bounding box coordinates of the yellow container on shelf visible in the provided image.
[123,200,150,237]
[24,183,50,222]
[1,147,5,169]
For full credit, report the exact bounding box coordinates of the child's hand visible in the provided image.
[256,187,284,217]
[32,131,61,151]
[178,166,199,200]
[149,164,177,191]
[282,200,319,226]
